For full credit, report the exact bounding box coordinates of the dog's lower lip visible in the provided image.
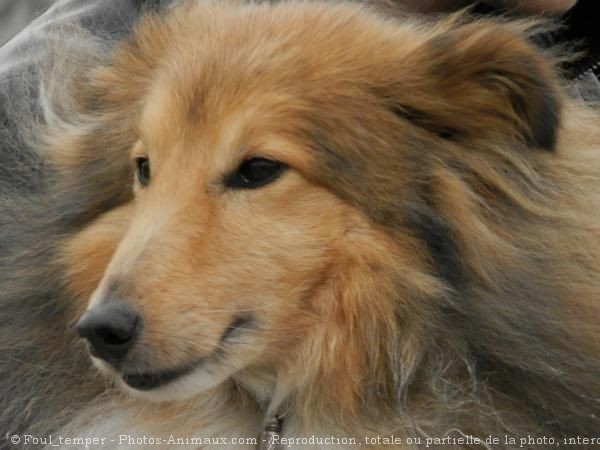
[121,315,253,390]
[122,366,196,390]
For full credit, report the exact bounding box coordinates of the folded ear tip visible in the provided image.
[529,88,560,151]
[427,20,563,152]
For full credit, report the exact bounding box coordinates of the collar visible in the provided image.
[256,416,284,450]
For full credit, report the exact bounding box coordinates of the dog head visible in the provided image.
[60,1,561,406]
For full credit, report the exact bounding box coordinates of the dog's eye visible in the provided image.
[227,158,286,189]
[135,157,151,186]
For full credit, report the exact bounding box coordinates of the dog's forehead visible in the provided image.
[134,4,413,137]
[138,74,291,160]
[131,2,427,179]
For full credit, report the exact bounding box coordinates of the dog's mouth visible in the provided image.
[122,366,196,390]
[119,315,253,391]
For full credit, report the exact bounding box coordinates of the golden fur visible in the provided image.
[2,0,599,448]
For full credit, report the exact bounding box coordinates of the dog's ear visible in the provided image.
[390,21,562,151]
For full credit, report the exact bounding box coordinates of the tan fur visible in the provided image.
[32,0,600,447]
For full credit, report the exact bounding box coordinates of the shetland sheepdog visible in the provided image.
[1,1,599,448]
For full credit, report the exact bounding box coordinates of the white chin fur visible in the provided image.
[91,356,236,402]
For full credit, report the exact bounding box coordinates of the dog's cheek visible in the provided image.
[60,204,134,311]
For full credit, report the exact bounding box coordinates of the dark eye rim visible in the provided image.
[226,157,287,190]
[135,156,151,186]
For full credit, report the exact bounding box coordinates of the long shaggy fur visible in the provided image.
[1,1,599,448]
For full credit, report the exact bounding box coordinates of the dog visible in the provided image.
[1,1,599,448]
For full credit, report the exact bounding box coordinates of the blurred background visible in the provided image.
[0,0,55,45]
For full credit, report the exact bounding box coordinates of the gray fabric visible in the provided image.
[0,0,142,194]
[573,70,600,103]
[0,0,141,77]
[0,0,55,45]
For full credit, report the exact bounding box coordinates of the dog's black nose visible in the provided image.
[76,303,140,363]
